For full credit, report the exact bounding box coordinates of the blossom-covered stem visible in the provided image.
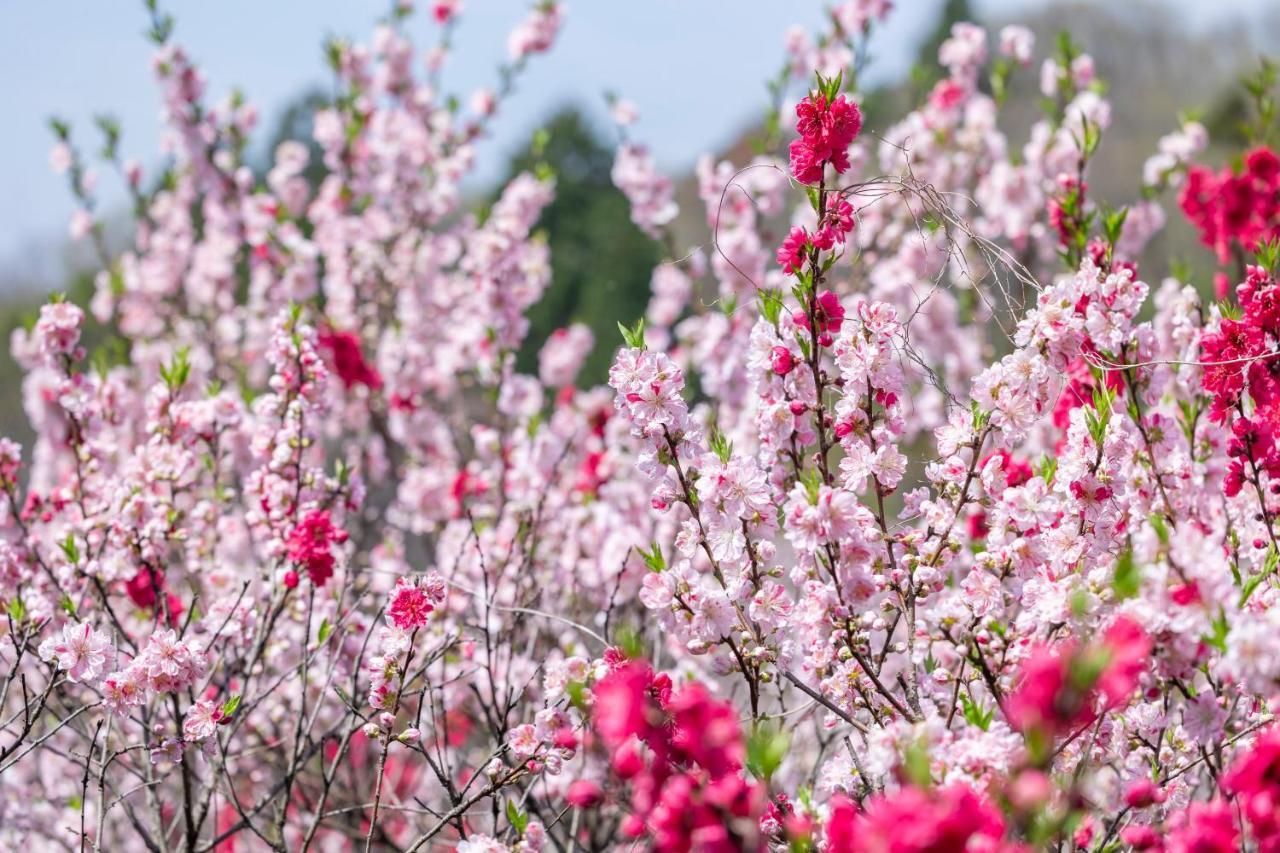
[804,179,836,486]
[862,376,924,718]
[1117,351,1179,525]
[364,627,419,853]
[942,623,1006,707]
[660,427,765,717]
[923,424,994,570]
[1246,453,1280,554]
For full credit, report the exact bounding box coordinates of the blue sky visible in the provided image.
[0,0,1268,282]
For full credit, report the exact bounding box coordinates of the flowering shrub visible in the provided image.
[5,0,1280,850]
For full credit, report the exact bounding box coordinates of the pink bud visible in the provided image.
[771,346,795,376]
[1123,778,1165,809]
[611,741,644,779]
[566,779,603,808]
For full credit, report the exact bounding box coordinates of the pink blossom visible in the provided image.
[37,622,114,684]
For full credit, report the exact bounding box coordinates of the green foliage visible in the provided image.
[617,317,646,350]
[959,691,994,731]
[746,720,790,782]
[637,542,666,573]
[709,424,733,463]
[505,800,529,835]
[1239,547,1279,608]
[1113,549,1140,600]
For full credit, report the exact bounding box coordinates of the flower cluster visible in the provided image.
[788,88,862,184]
[587,660,764,849]
[6,1,1280,850]
[386,572,446,631]
[1200,264,1280,497]
[102,630,209,716]
[1181,146,1280,263]
[285,509,348,586]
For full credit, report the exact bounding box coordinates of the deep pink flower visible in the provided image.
[814,290,845,334]
[318,328,382,390]
[776,226,810,274]
[1120,825,1162,849]
[1123,778,1166,808]
[825,795,858,852]
[286,510,348,586]
[1164,800,1239,853]
[387,578,439,631]
[1007,617,1150,740]
[771,346,796,376]
[566,780,603,808]
[592,661,653,748]
[1095,616,1153,709]
[1223,726,1280,845]
[852,784,1008,853]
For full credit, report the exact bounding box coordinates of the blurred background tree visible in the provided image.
[503,106,661,383]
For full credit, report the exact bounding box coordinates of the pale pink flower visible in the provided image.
[38,622,114,684]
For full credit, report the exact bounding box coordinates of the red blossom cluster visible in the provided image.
[1200,264,1280,497]
[1005,616,1151,745]
[778,87,861,278]
[317,328,383,390]
[824,785,1016,853]
[284,509,348,587]
[588,659,765,851]
[1180,147,1280,264]
[386,573,446,631]
[789,90,861,184]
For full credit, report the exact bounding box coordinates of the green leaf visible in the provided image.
[746,720,790,783]
[758,288,784,326]
[565,680,588,712]
[970,401,991,431]
[506,799,529,835]
[1149,513,1169,546]
[1202,609,1229,654]
[709,425,733,463]
[615,625,645,660]
[59,533,80,565]
[1113,549,1140,600]
[800,466,823,505]
[902,737,932,789]
[638,543,665,573]
[617,318,646,350]
[6,598,26,623]
[317,618,333,644]
[1103,205,1129,247]
[960,691,994,732]
[221,694,242,718]
[1257,237,1280,275]
[159,346,192,393]
[1239,548,1279,608]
